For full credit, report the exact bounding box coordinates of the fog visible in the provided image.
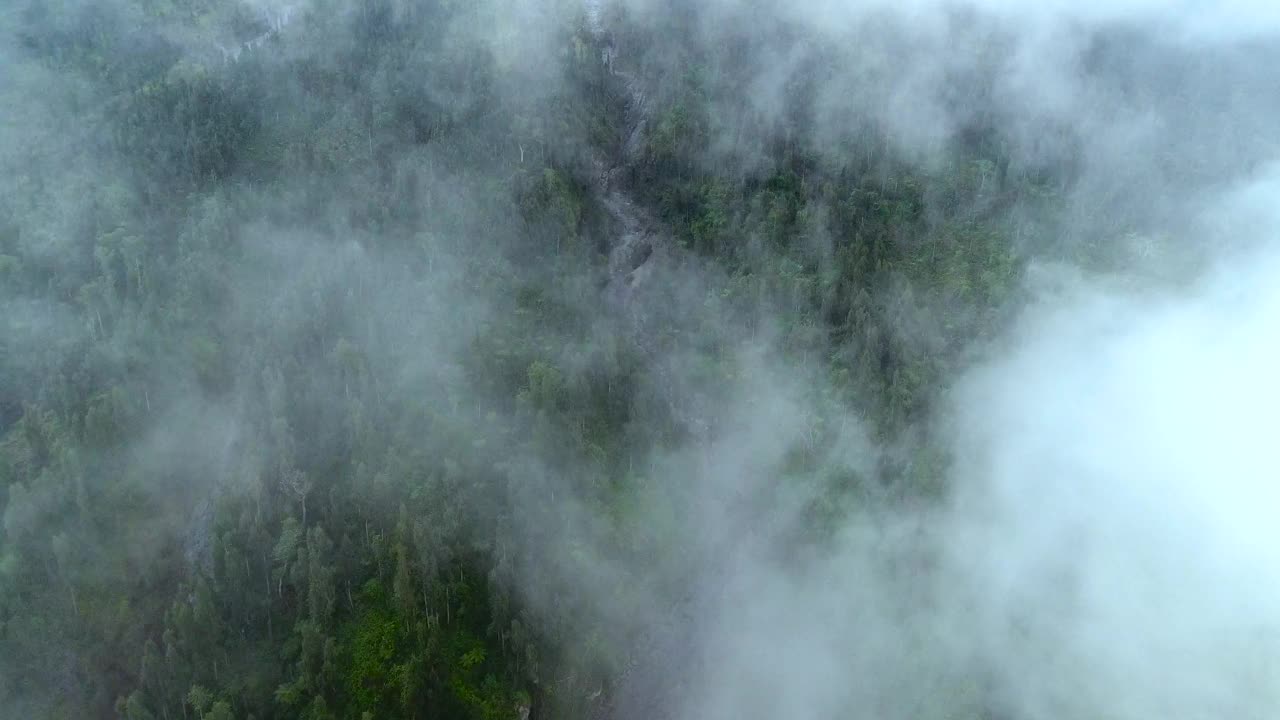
[572,2,1280,719]
[944,225,1280,719]
[3,0,1280,718]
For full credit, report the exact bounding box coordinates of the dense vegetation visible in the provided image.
[0,1,1125,718]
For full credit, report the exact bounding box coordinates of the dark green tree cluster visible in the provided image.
[0,1,1078,719]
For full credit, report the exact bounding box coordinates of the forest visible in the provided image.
[4,1,1280,719]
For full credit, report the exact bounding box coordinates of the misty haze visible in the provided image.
[3,0,1280,718]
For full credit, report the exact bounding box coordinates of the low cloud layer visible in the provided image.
[5,0,1280,718]
[944,183,1280,718]
[627,175,1280,720]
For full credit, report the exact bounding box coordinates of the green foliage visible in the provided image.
[0,1,1066,718]
[520,167,589,254]
[348,606,398,710]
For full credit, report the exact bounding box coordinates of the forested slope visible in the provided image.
[3,1,1278,719]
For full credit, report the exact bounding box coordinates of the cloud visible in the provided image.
[8,0,1280,717]
[941,172,1280,718]
[582,0,1280,705]
[626,172,1280,720]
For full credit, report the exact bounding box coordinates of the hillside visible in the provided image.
[4,2,1280,719]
